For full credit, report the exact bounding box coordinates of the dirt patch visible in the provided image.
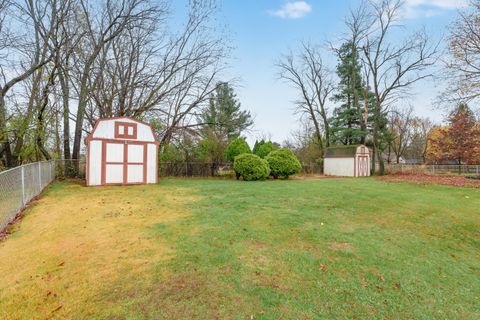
[292,174,338,180]
[378,173,480,188]
[329,242,355,253]
[339,223,357,233]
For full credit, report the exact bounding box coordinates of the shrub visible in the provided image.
[265,148,302,179]
[233,153,270,181]
[225,138,251,163]
[253,140,278,158]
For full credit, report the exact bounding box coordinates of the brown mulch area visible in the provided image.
[378,173,480,188]
[0,194,42,241]
[0,211,24,241]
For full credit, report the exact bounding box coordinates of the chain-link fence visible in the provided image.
[54,159,86,180]
[0,161,56,232]
[1,158,321,232]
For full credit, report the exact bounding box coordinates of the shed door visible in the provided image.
[105,142,124,184]
[126,144,145,183]
[103,141,146,185]
[357,156,369,177]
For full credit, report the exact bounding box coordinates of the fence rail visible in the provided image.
[0,160,56,232]
[386,164,480,175]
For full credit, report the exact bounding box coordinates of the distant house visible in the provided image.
[436,159,461,165]
[403,159,424,165]
[324,145,371,177]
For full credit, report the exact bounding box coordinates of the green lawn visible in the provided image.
[1,178,479,319]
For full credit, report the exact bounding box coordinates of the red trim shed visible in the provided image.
[324,145,371,177]
[85,117,159,186]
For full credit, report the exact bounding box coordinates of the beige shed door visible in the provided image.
[357,156,369,177]
[126,144,145,183]
[105,142,125,184]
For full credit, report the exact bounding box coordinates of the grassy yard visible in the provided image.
[0,178,479,319]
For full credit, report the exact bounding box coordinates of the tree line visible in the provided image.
[0,0,479,173]
[0,0,231,169]
[278,0,480,174]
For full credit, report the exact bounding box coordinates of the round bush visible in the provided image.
[265,148,302,179]
[253,140,278,158]
[225,138,251,163]
[233,153,270,181]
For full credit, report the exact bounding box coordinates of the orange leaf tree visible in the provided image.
[428,104,480,164]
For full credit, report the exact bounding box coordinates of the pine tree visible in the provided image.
[330,42,372,145]
[197,82,253,171]
[198,82,253,141]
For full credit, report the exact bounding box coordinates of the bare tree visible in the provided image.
[446,0,480,106]
[283,117,323,165]
[0,0,60,167]
[387,106,413,164]
[0,0,228,169]
[73,0,226,154]
[277,42,334,155]
[70,0,158,162]
[404,116,433,163]
[358,0,439,174]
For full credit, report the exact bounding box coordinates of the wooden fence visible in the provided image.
[386,164,480,175]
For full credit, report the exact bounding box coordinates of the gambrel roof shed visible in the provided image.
[324,145,371,177]
[85,117,159,186]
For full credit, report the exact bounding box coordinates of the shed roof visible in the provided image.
[324,145,361,158]
[85,116,158,144]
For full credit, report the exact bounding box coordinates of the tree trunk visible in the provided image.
[72,41,105,163]
[35,66,57,160]
[0,93,13,167]
[310,115,324,157]
[71,68,91,162]
[59,67,71,160]
[370,145,376,176]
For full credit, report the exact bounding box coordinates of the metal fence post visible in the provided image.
[21,165,26,206]
[50,160,54,182]
[38,162,42,190]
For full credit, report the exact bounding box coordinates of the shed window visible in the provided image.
[115,121,137,139]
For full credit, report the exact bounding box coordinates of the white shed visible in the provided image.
[85,116,158,186]
[324,145,371,177]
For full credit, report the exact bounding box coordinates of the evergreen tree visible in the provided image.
[197,82,253,170]
[330,42,372,145]
[198,82,253,141]
[253,140,278,158]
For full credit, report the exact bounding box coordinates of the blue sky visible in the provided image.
[175,1,467,145]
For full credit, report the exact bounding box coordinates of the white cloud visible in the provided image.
[403,0,468,19]
[268,1,312,19]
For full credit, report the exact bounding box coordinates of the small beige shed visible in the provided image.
[324,145,371,177]
[85,116,158,186]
